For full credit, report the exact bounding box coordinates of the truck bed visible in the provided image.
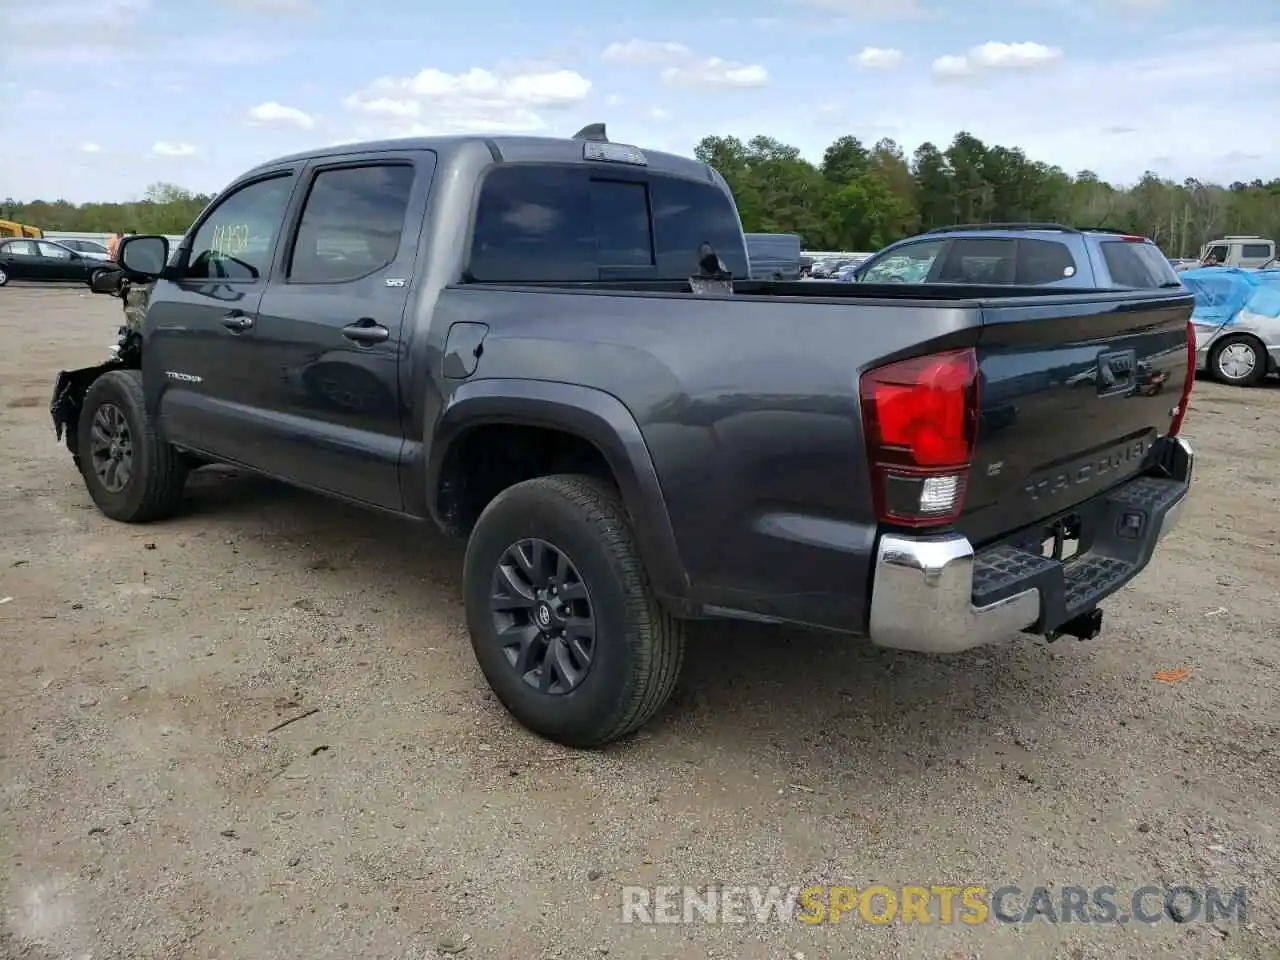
[438,279,1193,634]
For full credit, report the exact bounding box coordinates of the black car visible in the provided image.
[0,238,115,287]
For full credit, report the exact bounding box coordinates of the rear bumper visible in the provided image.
[868,437,1193,654]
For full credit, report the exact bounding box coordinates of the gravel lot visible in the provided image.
[2,285,1278,960]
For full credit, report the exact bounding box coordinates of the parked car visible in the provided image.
[745,232,803,280]
[810,257,854,278]
[54,238,113,260]
[851,223,1182,290]
[51,126,1195,748]
[0,238,116,287]
[1179,265,1280,386]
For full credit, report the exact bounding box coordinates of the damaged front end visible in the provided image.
[50,324,142,459]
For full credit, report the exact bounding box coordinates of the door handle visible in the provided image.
[342,320,389,345]
[221,313,253,332]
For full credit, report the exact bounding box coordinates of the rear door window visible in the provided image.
[1100,241,1180,288]
[467,165,747,282]
[1241,243,1272,259]
[1015,238,1078,284]
[935,238,1016,283]
[287,164,416,284]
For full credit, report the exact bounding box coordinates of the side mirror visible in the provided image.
[90,267,125,295]
[119,235,170,278]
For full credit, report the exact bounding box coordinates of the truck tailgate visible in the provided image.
[958,291,1192,546]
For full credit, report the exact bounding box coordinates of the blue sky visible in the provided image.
[2,0,1277,202]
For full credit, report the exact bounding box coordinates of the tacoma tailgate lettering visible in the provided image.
[1023,438,1149,502]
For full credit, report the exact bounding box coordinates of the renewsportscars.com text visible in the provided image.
[620,884,1248,926]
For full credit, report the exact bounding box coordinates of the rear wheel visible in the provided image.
[0,266,8,286]
[77,369,188,522]
[1209,334,1267,386]
[463,474,686,748]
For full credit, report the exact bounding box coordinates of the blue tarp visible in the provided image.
[1179,266,1280,328]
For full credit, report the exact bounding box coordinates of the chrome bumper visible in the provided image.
[867,438,1194,655]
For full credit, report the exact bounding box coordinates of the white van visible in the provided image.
[1200,236,1275,268]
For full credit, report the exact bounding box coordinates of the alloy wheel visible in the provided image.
[88,402,133,493]
[488,538,596,695]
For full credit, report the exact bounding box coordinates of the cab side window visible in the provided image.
[287,164,416,284]
[860,240,945,283]
[185,174,295,281]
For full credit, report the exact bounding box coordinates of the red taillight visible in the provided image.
[859,347,980,527]
[1119,235,1148,242]
[1168,318,1195,436]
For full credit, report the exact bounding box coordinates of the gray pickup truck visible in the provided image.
[51,125,1196,747]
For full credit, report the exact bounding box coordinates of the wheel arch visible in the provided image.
[427,379,692,608]
[51,330,142,458]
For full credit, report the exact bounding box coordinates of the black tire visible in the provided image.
[1209,334,1268,387]
[463,474,686,748]
[89,268,109,289]
[76,369,188,522]
[0,266,9,287]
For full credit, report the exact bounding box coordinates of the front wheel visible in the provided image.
[463,474,686,748]
[1209,334,1267,386]
[76,369,189,522]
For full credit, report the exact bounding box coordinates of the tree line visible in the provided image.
[5,131,1279,256]
[694,131,1280,256]
[1,183,213,236]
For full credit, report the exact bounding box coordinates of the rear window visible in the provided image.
[467,165,747,282]
[1100,241,1180,288]
[1242,243,1272,259]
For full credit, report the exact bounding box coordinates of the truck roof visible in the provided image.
[242,133,719,185]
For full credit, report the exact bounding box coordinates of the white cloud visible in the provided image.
[604,93,625,107]
[78,142,102,153]
[853,46,904,69]
[343,96,420,119]
[931,54,973,77]
[848,27,1280,184]
[644,106,672,121]
[601,40,692,64]
[227,0,314,12]
[662,58,768,88]
[151,141,198,157]
[933,41,1062,77]
[1,0,282,64]
[343,65,592,137]
[792,0,939,20]
[600,37,768,89]
[245,101,316,130]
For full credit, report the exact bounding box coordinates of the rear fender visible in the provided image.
[428,378,691,607]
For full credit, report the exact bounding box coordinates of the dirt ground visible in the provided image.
[1,284,1278,960]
